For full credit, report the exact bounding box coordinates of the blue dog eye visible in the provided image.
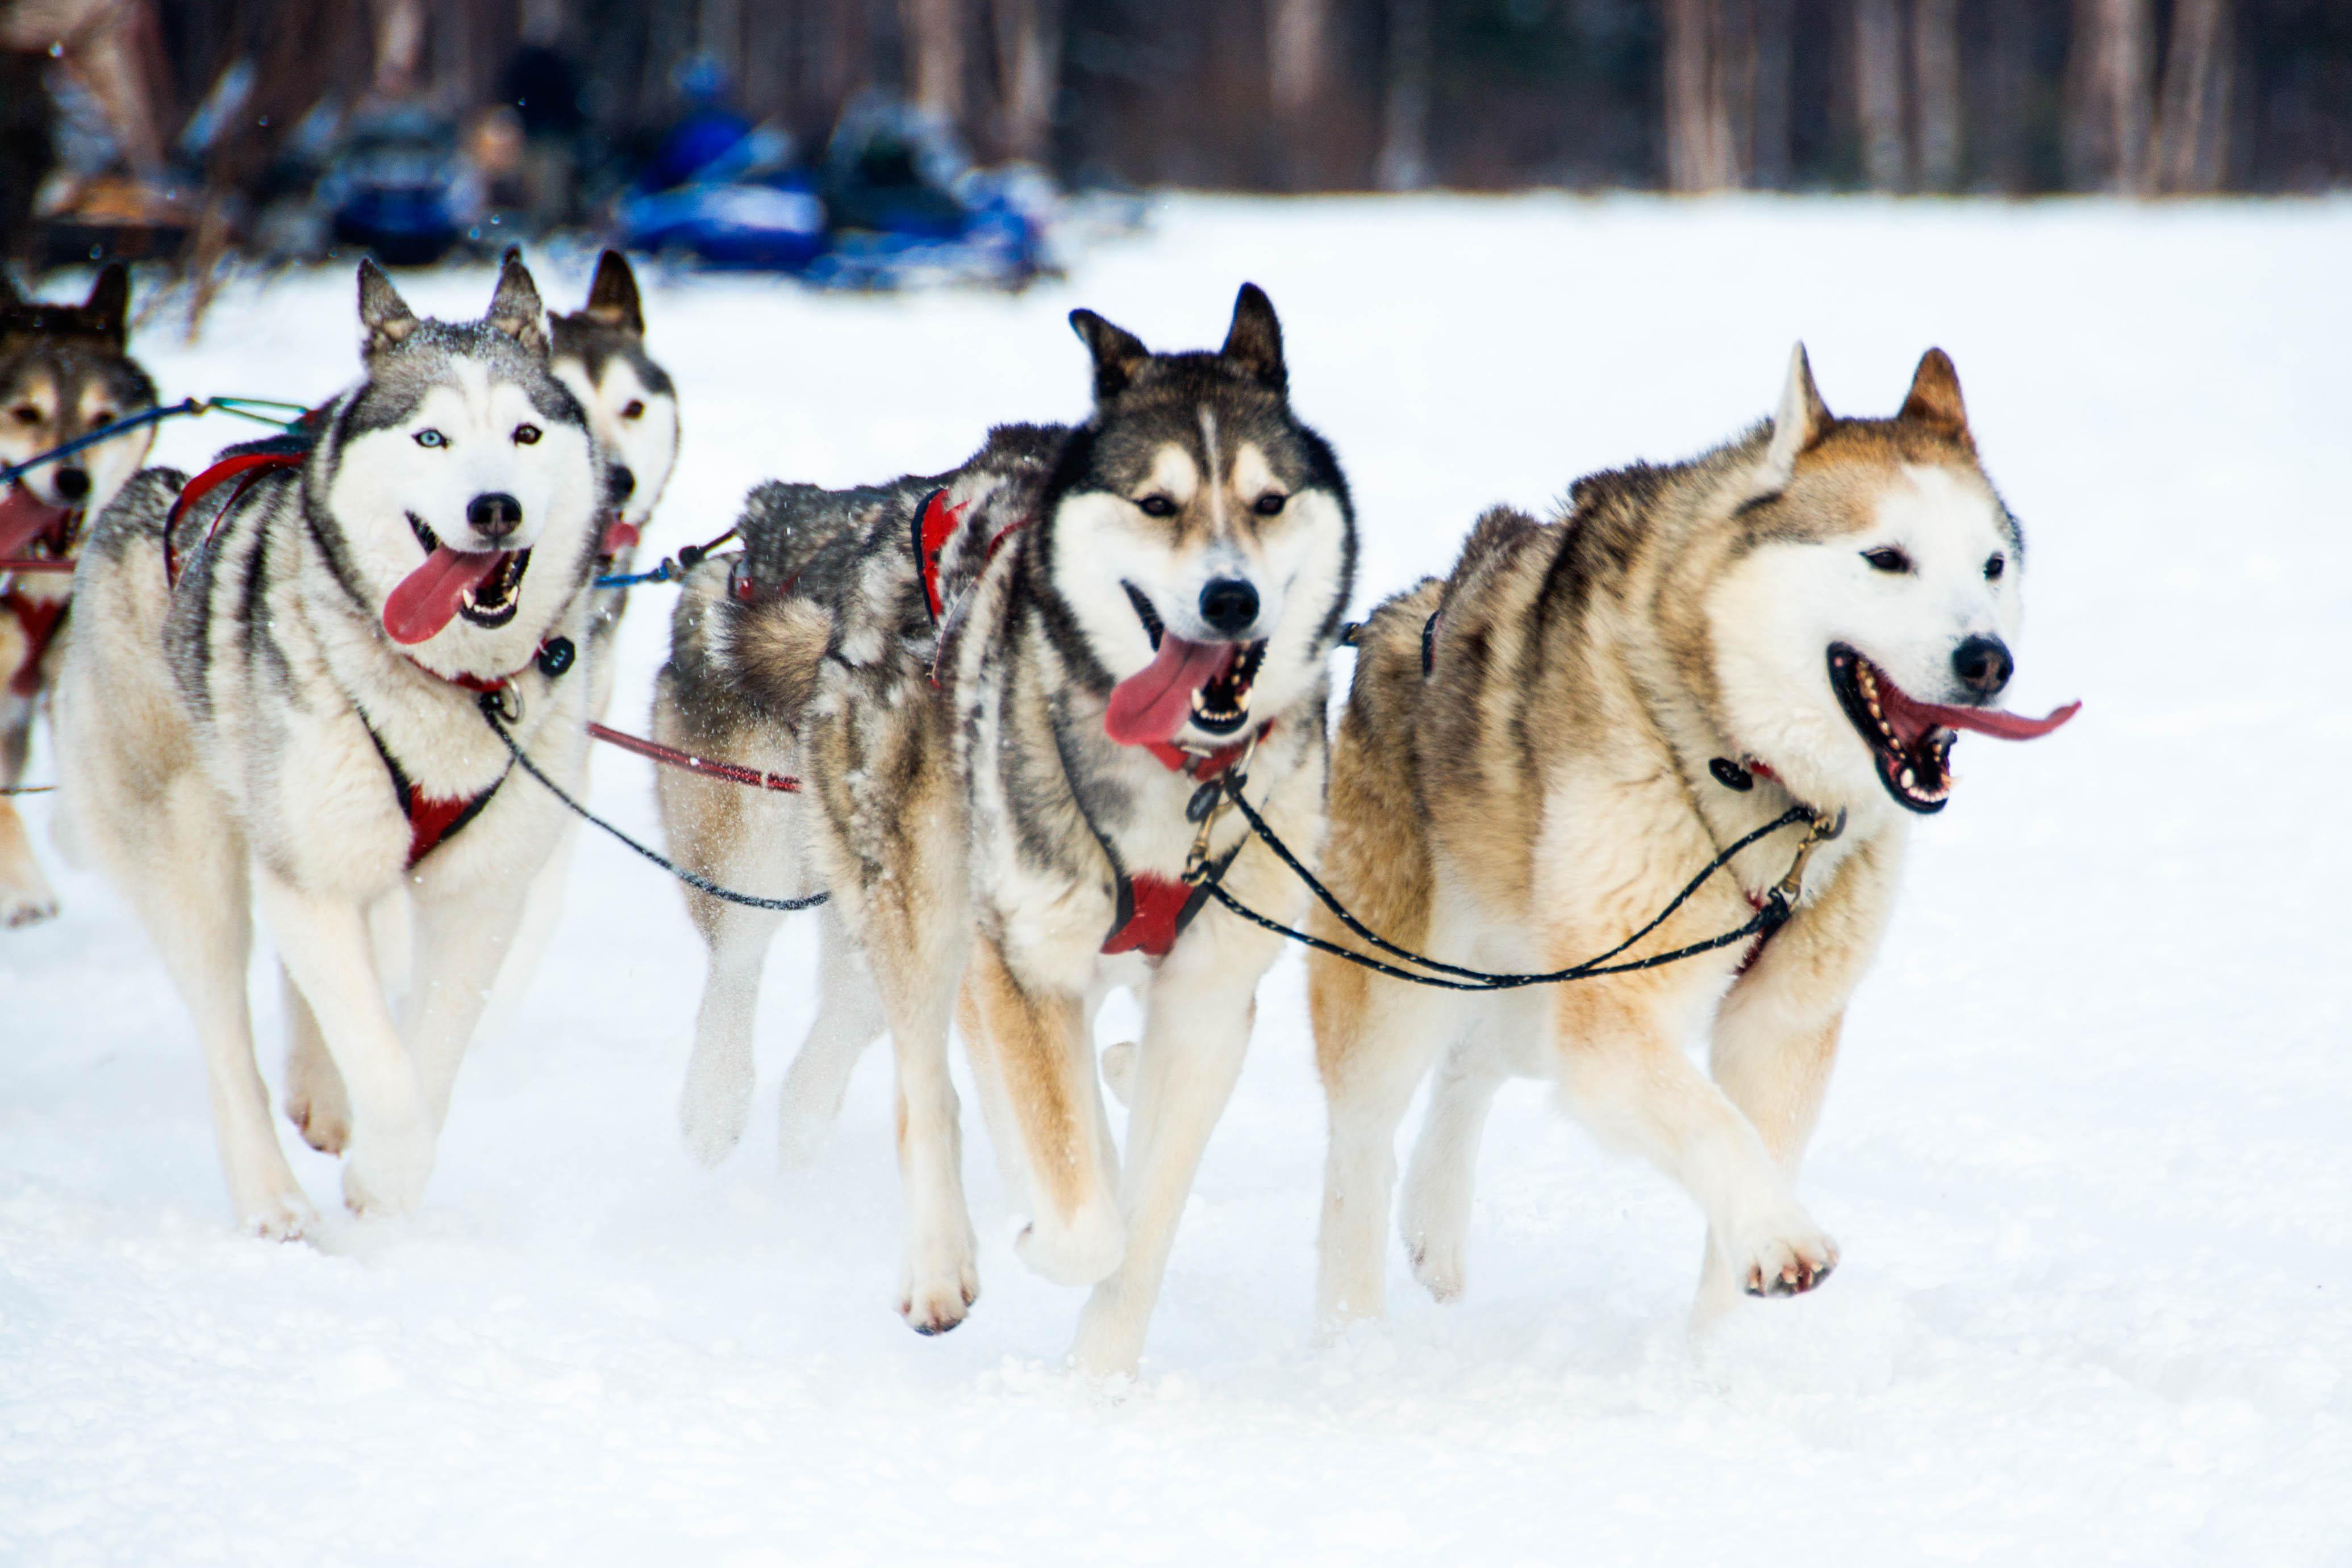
[415,429,446,449]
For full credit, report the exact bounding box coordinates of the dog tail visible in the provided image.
[1307,574,1444,1070]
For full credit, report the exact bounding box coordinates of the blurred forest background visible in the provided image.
[3,0,2348,274]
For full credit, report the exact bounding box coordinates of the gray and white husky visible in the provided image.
[53,257,603,1235]
[656,286,1357,1373]
[0,264,157,926]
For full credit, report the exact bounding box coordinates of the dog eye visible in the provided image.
[622,400,645,420]
[513,424,542,446]
[1984,553,2005,581]
[414,429,447,448]
[1862,547,1912,574]
[1253,491,1287,516]
[10,404,40,426]
[89,409,115,426]
[1137,495,1177,518]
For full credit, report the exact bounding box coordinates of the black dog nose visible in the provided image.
[1953,634,2013,697]
[53,466,89,501]
[607,464,636,504]
[467,491,524,540]
[1198,577,1260,636]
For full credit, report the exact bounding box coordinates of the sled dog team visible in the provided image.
[5,256,2076,1374]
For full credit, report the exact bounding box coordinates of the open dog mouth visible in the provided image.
[1828,643,2079,814]
[1104,581,1268,744]
[382,511,531,644]
[0,485,79,561]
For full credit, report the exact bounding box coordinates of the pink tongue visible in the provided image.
[600,518,640,554]
[1903,691,2082,741]
[383,546,503,645]
[0,487,72,557]
[1104,633,1239,746]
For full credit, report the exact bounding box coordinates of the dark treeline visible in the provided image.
[15,0,2352,208]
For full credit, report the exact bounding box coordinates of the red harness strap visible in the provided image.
[2,591,68,698]
[164,447,307,587]
[360,712,507,870]
[1097,722,1275,958]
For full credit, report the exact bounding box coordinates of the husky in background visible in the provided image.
[1311,347,2078,1332]
[486,249,680,1024]
[0,264,156,926]
[673,285,1356,1372]
[652,442,1046,1171]
[53,257,603,1235]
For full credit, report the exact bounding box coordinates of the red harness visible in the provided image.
[164,437,314,588]
[1100,732,1265,959]
[2,590,67,698]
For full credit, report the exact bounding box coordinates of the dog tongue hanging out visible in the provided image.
[382,547,507,644]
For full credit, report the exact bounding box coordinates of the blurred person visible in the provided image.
[496,1,584,232]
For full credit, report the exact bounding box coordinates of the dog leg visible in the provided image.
[281,965,351,1155]
[1313,977,1458,1328]
[403,879,532,1136]
[965,934,1124,1291]
[1554,989,1836,1307]
[775,903,886,1169]
[256,871,433,1217]
[0,705,58,928]
[478,815,578,1036]
[885,957,981,1334]
[1398,1021,1512,1305]
[1068,958,1255,1376]
[678,890,786,1167]
[134,820,312,1237]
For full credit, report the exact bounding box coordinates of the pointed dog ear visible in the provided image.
[1219,282,1286,393]
[1069,308,1149,402]
[1761,341,1832,485]
[358,259,419,355]
[82,262,130,345]
[1898,347,1971,443]
[485,250,549,354]
[585,249,644,335]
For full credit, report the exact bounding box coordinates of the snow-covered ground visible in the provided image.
[5,196,2348,1565]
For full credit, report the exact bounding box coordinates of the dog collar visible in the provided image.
[401,635,576,698]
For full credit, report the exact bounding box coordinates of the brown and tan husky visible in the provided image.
[1311,345,2077,1332]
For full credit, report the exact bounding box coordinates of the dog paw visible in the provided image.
[236,1187,319,1243]
[340,1118,434,1217]
[899,1248,981,1336]
[1099,1040,1137,1107]
[284,1083,351,1157]
[1404,1232,1467,1304]
[1732,1217,1839,1299]
[679,1049,753,1169]
[1,886,58,928]
[1015,1199,1125,1288]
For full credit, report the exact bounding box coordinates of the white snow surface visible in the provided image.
[4,196,2348,1565]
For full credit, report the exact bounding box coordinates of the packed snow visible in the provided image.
[4,196,2347,1565]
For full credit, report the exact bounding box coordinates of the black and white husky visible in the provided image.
[53,258,603,1235]
[656,286,1357,1372]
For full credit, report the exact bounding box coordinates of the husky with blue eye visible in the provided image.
[52,257,603,1237]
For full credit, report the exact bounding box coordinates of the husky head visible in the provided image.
[1703,345,2075,818]
[0,265,157,534]
[549,251,678,535]
[1039,284,1355,750]
[318,256,599,670]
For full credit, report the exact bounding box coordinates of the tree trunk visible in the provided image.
[1853,0,1907,190]
[1376,0,1431,190]
[1664,0,1741,191]
[904,0,966,128]
[2154,0,2232,193]
[1750,0,1793,190]
[991,0,1060,163]
[1911,0,1961,190]
[1267,0,1331,189]
[2066,0,2151,191]
[1981,0,2034,191]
